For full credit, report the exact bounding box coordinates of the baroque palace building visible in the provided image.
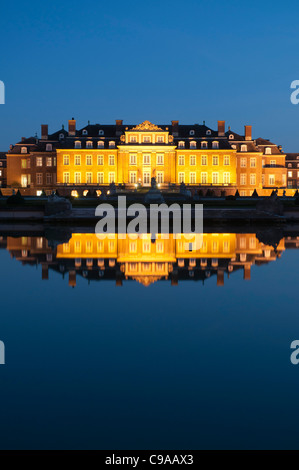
[6,119,287,196]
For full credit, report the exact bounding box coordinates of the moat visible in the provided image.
[0,225,299,449]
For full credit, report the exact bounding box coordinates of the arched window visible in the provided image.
[201,141,208,149]
[21,147,27,154]
[46,144,52,151]
[190,141,196,149]
[75,141,81,149]
[212,141,219,149]
[109,141,115,148]
[97,141,104,148]
[241,144,247,152]
[86,141,93,149]
[288,163,292,167]
[265,147,272,155]
[178,141,185,148]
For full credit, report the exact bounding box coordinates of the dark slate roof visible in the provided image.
[256,137,283,155]
[286,153,299,160]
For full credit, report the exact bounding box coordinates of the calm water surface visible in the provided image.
[0,228,299,449]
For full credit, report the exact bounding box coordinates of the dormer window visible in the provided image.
[59,133,64,140]
[178,141,185,148]
[189,130,195,136]
[82,129,88,136]
[46,144,52,151]
[97,141,104,148]
[206,130,211,135]
[109,141,115,148]
[190,141,196,149]
[212,141,219,149]
[265,147,272,155]
[241,144,247,152]
[288,163,292,167]
[99,130,104,136]
[201,141,208,149]
[229,134,234,140]
[21,147,27,154]
[231,144,236,149]
[86,141,93,149]
[75,141,81,149]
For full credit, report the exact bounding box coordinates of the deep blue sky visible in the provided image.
[1,0,299,151]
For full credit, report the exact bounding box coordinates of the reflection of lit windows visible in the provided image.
[86,241,93,253]
[212,241,218,253]
[189,259,196,267]
[46,254,52,262]
[156,242,164,253]
[75,241,81,253]
[240,237,246,249]
[129,242,137,253]
[201,258,207,267]
[157,263,164,271]
[22,237,28,245]
[108,241,115,252]
[240,253,247,262]
[97,241,104,253]
[75,259,82,267]
[143,263,151,272]
[22,250,28,258]
[143,242,151,253]
[264,249,271,258]
[36,238,43,249]
[129,263,137,271]
[249,237,256,249]
[63,243,70,253]
[86,259,93,267]
[109,259,115,267]
[211,259,218,267]
[178,259,184,267]
[223,241,230,253]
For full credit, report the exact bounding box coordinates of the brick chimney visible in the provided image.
[68,118,76,136]
[245,125,252,141]
[115,119,123,136]
[41,124,48,140]
[218,120,225,136]
[171,120,179,136]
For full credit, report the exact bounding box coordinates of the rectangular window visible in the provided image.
[143,136,151,143]
[224,155,230,166]
[130,154,137,165]
[86,155,92,165]
[143,154,151,165]
[36,157,42,167]
[27,159,31,169]
[190,155,196,166]
[250,174,256,185]
[212,172,219,184]
[46,157,52,167]
[157,172,164,184]
[130,172,137,184]
[156,136,164,143]
[130,136,137,143]
[86,172,93,184]
[64,155,70,165]
[269,175,275,185]
[97,155,104,165]
[178,155,185,165]
[75,155,81,165]
[190,172,196,184]
[109,155,115,165]
[201,155,207,166]
[240,174,247,185]
[250,158,256,168]
[270,160,276,167]
[97,172,104,184]
[157,154,164,165]
[46,173,52,185]
[212,156,219,166]
[63,172,70,184]
[21,159,27,169]
[36,173,43,185]
[240,158,247,168]
[109,172,115,183]
[223,172,230,184]
[75,172,81,184]
[201,172,207,184]
[288,171,292,177]
[178,172,185,183]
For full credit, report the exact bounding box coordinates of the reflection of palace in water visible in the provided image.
[1,231,295,287]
